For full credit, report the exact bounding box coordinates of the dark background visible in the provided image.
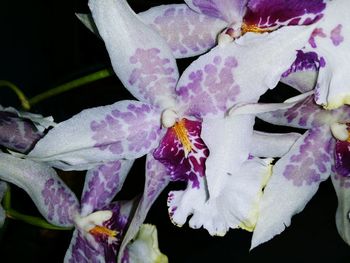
[0,0,349,262]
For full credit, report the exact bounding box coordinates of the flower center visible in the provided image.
[89,225,118,238]
[172,119,193,158]
[241,23,273,35]
[218,22,274,47]
[331,123,350,141]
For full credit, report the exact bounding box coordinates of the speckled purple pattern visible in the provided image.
[41,178,78,225]
[309,24,344,48]
[91,102,161,156]
[147,6,221,56]
[128,48,177,105]
[145,156,170,201]
[153,119,209,189]
[308,28,327,48]
[244,0,326,28]
[330,24,344,46]
[283,95,327,128]
[176,55,240,117]
[81,161,126,214]
[283,126,334,186]
[282,50,325,78]
[68,203,129,263]
[334,139,350,178]
[0,111,42,153]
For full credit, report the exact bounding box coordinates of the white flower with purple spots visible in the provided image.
[0,148,162,263]
[250,93,350,248]
[27,1,314,255]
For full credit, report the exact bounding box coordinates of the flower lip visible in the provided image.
[172,119,193,158]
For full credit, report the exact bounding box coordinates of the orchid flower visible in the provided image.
[139,0,326,57]
[143,0,350,110]
[78,0,326,59]
[26,1,316,254]
[0,149,160,262]
[0,108,165,262]
[245,94,350,248]
[0,105,55,227]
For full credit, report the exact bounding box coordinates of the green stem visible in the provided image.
[28,68,114,106]
[6,209,72,231]
[3,185,11,211]
[0,80,30,110]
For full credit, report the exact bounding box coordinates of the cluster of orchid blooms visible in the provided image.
[1,0,350,262]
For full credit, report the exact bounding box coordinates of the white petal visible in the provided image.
[89,0,179,109]
[308,0,350,109]
[251,131,301,158]
[252,126,334,248]
[139,4,226,58]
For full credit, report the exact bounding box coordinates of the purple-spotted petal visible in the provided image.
[185,0,247,23]
[334,140,350,178]
[139,4,226,59]
[118,154,170,263]
[306,0,350,109]
[65,201,134,263]
[0,152,79,227]
[28,101,162,170]
[89,0,179,109]
[80,160,134,216]
[0,110,43,153]
[258,95,331,129]
[153,119,209,189]
[0,181,8,227]
[176,25,317,118]
[331,172,350,246]
[252,125,334,248]
[280,50,320,93]
[244,0,326,29]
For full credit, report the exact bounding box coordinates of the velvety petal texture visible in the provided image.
[252,125,334,248]
[122,224,168,263]
[331,172,350,246]
[89,0,179,109]
[307,0,350,109]
[185,0,247,23]
[80,160,134,216]
[153,118,208,189]
[28,101,162,170]
[176,25,317,118]
[0,152,79,227]
[139,4,226,59]
[118,154,170,263]
[244,0,326,28]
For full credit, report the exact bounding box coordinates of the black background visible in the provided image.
[0,0,349,262]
